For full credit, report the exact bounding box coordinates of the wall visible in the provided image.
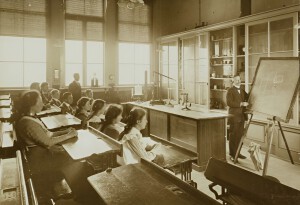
[153,0,201,37]
[251,0,300,14]
[153,0,299,39]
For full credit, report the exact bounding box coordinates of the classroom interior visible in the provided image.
[0,0,300,204]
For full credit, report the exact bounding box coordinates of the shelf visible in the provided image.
[211,37,233,42]
[211,56,233,59]
[211,89,227,92]
[210,77,232,80]
[248,52,268,55]
[211,64,233,66]
[237,55,245,57]
[269,50,293,53]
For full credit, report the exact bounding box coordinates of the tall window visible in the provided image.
[119,43,150,84]
[65,40,83,85]
[65,0,104,86]
[0,0,46,87]
[118,1,152,85]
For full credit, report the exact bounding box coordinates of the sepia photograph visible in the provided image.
[0,0,300,204]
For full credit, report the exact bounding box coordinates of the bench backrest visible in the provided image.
[204,158,300,205]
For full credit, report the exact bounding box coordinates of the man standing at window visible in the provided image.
[226,75,248,162]
[69,73,82,107]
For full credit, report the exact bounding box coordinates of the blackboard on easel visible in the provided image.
[247,57,300,122]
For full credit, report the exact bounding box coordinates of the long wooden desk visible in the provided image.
[125,102,229,171]
[0,100,11,108]
[36,106,61,117]
[0,108,11,122]
[88,159,220,205]
[151,142,197,182]
[0,151,29,205]
[40,113,81,131]
[0,95,10,100]
[0,123,16,158]
[61,128,121,161]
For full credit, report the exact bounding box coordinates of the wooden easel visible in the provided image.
[234,113,294,176]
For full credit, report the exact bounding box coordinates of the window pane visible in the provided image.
[0,62,23,87]
[119,43,134,63]
[0,36,23,61]
[87,63,103,86]
[87,41,103,63]
[65,40,83,63]
[24,38,46,62]
[119,64,134,84]
[119,42,150,85]
[24,63,46,86]
[65,63,83,85]
[134,65,149,85]
[134,44,150,64]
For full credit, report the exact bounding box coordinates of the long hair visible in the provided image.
[87,99,106,121]
[119,107,146,140]
[13,90,40,122]
[100,104,123,132]
[76,97,90,115]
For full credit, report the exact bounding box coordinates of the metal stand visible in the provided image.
[234,114,294,176]
[234,113,253,164]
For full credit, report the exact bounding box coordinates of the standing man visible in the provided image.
[226,75,249,161]
[69,73,82,107]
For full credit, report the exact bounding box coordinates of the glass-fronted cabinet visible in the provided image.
[160,40,179,102]
[245,13,298,125]
[209,27,233,110]
[181,36,197,103]
[235,25,246,90]
[195,33,209,108]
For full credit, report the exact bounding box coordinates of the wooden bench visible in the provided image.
[0,151,37,205]
[204,157,300,205]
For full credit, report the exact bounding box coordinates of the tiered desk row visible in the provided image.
[0,95,221,204]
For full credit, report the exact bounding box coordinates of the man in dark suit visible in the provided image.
[226,75,249,161]
[69,73,82,107]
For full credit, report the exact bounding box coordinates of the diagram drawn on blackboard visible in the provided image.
[247,57,300,122]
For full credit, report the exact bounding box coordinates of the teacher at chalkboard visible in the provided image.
[226,75,249,162]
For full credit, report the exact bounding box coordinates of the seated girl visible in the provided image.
[119,107,164,165]
[60,92,75,115]
[100,104,124,140]
[16,90,77,149]
[49,89,62,107]
[87,99,106,130]
[75,97,91,129]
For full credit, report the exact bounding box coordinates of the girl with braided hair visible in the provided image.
[100,104,124,140]
[75,97,91,129]
[119,107,164,165]
[87,99,106,129]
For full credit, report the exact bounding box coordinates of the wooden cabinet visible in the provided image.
[149,110,168,140]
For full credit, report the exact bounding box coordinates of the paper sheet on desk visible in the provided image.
[62,129,113,160]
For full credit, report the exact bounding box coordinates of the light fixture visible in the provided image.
[117,0,144,9]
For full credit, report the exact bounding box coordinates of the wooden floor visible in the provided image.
[188,141,300,201]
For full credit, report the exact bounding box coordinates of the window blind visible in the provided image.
[66,0,104,17]
[118,1,152,43]
[0,0,46,37]
[65,0,104,41]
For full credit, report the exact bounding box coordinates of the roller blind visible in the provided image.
[65,0,104,41]
[118,1,152,43]
[0,0,46,37]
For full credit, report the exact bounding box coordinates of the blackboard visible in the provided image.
[248,57,300,122]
